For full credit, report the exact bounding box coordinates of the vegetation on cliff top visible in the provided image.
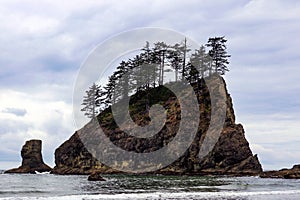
[81,36,230,118]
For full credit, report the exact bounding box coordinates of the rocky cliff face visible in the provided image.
[5,140,52,174]
[52,76,262,175]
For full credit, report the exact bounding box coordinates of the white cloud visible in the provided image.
[251,143,300,171]
[2,107,27,117]
[0,89,75,167]
[237,112,300,170]
[231,0,300,21]
[0,161,21,170]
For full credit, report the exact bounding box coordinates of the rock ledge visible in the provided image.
[260,165,300,179]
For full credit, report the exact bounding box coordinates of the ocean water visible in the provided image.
[0,172,300,200]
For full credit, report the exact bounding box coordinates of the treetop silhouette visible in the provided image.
[81,37,231,119]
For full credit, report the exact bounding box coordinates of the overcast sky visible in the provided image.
[0,0,300,170]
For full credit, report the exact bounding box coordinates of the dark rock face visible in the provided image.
[261,165,300,179]
[52,132,113,175]
[88,172,106,181]
[52,77,262,176]
[5,140,51,174]
[189,125,262,175]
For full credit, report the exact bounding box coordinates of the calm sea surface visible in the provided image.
[1,172,300,200]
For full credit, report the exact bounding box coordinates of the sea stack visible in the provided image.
[52,77,263,176]
[5,139,52,174]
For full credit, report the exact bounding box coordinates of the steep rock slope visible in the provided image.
[52,76,262,175]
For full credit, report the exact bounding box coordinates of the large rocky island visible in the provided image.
[52,77,263,176]
[52,38,264,176]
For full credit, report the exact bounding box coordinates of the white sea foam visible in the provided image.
[34,171,50,175]
[1,190,300,200]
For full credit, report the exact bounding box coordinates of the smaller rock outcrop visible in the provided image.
[5,140,52,174]
[260,164,300,179]
[88,172,106,181]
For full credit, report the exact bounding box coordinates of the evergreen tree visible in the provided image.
[141,42,152,90]
[111,70,123,103]
[142,43,167,88]
[95,38,231,111]
[154,42,168,85]
[206,36,231,75]
[170,39,191,81]
[104,74,117,105]
[181,38,188,79]
[115,61,130,99]
[189,45,210,78]
[185,62,199,84]
[168,43,183,82]
[130,55,144,92]
[81,83,104,119]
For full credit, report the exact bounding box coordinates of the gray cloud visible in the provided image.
[2,108,27,117]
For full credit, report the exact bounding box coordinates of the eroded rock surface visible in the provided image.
[5,140,51,174]
[52,77,262,176]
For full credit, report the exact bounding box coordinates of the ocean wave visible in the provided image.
[1,190,300,200]
[0,190,47,195]
[34,171,50,175]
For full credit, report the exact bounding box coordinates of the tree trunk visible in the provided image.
[182,38,187,80]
